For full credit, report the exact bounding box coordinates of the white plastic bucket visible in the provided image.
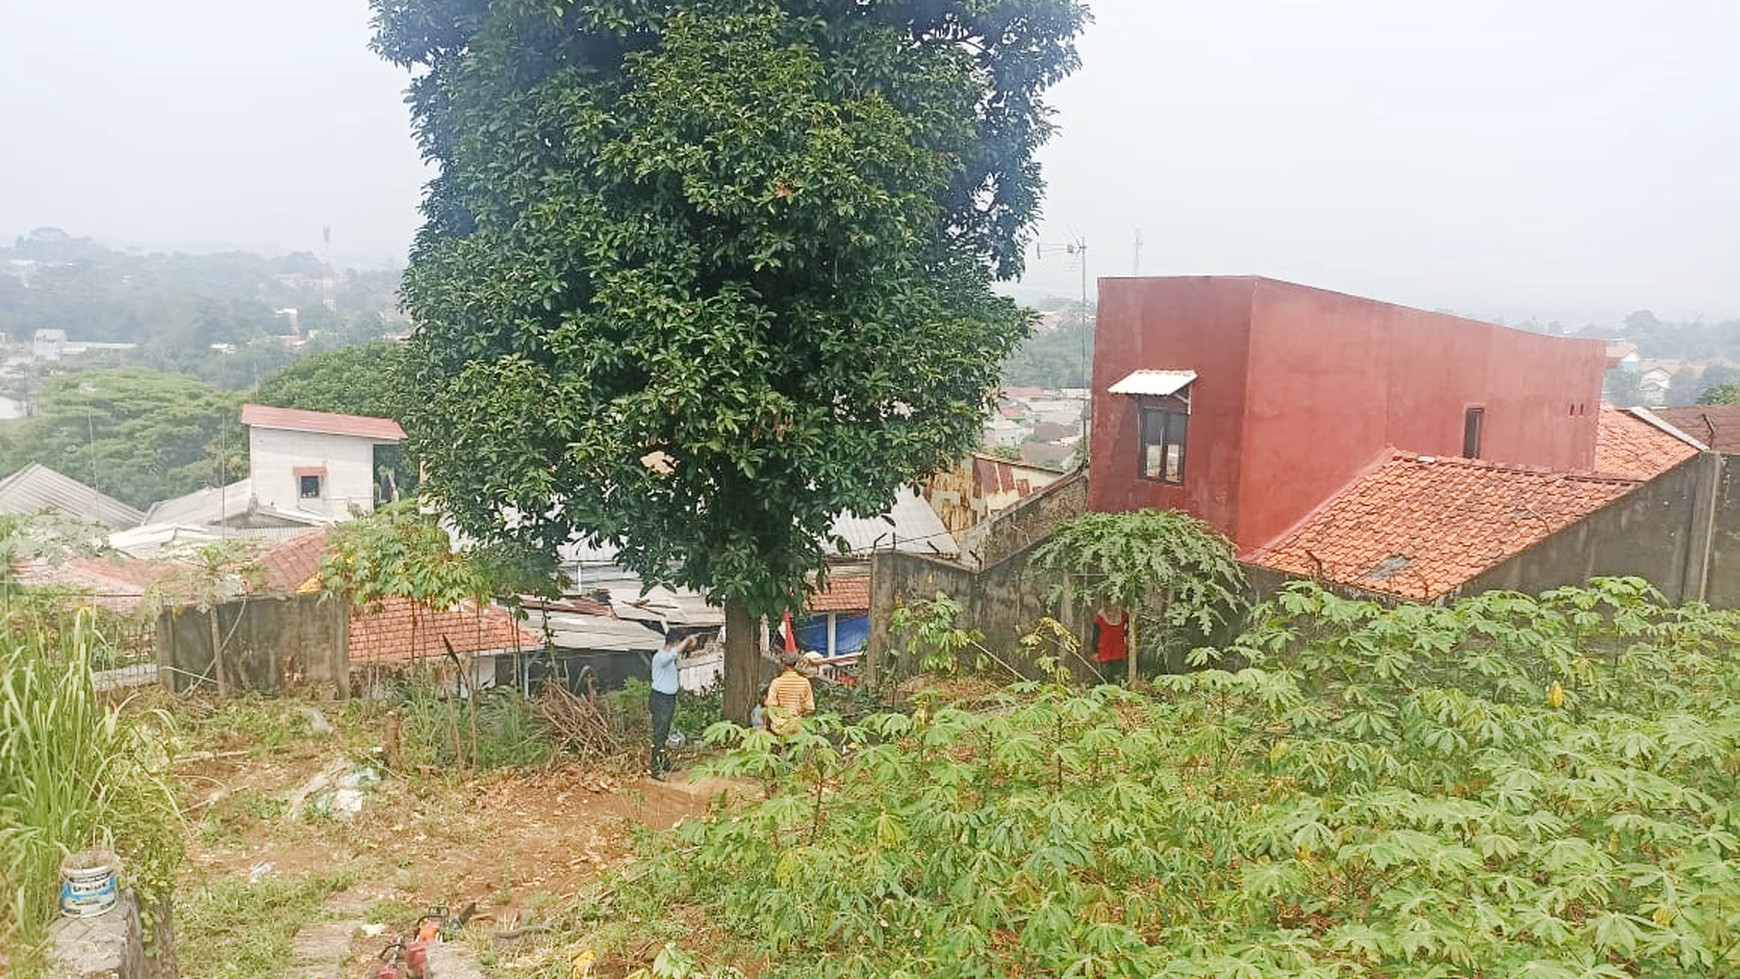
[59,851,119,918]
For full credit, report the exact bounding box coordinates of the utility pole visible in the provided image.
[1132,228,1143,276]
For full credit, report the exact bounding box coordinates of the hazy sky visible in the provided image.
[2,0,1735,325]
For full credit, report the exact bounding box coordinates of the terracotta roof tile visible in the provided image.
[1246,452,1640,601]
[24,555,191,611]
[348,596,542,665]
[1593,407,1699,480]
[808,575,870,613]
[254,528,331,595]
[1652,406,1740,454]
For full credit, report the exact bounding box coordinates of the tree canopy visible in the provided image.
[373,0,1088,717]
[1697,383,1740,406]
[252,341,408,420]
[0,368,243,509]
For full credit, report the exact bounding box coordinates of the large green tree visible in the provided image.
[0,368,243,510]
[373,0,1088,719]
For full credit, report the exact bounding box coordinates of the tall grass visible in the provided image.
[390,674,555,771]
[0,607,182,969]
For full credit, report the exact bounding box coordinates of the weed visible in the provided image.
[176,873,349,979]
[390,677,554,771]
[366,897,420,924]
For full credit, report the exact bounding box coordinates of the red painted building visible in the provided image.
[1088,276,1607,552]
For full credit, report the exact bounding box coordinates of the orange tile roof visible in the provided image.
[1593,407,1698,480]
[254,527,331,595]
[24,555,192,611]
[1246,452,1640,601]
[808,575,870,613]
[348,596,543,665]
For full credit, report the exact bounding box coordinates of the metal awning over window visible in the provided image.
[1108,369,1196,397]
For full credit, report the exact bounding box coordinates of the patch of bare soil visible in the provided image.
[177,730,758,975]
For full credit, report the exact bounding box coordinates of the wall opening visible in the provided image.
[1463,407,1485,459]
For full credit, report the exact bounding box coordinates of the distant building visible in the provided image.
[983,416,1027,449]
[32,329,66,362]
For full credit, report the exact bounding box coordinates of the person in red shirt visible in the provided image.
[1092,605,1128,675]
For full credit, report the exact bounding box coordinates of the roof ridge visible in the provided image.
[1386,450,1641,485]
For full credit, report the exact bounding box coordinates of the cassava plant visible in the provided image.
[564,577,1740,977]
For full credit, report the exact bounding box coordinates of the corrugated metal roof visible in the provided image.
[0,463,145,530]
[829,486,960,558]
[608,585,725,627]
[143,479,326,531]
[241,403,407,441]
[537,610,663,652]
[106,523,222,559]
[1108,369,1197,397]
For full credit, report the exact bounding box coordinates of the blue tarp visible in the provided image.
[795,614,869,655]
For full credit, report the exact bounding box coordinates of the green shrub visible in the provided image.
[0,609,181,970]
[583,579,1740,977]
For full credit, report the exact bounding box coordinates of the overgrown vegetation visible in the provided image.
[548,578,1740,977]
[176,873,350,979]
[0,608,181,973]
[391,678,553,771]
[1031,508,1246,680]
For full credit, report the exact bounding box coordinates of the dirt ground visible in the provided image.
[172,700,756,976]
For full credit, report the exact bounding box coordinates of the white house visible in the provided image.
[240,404,406,520]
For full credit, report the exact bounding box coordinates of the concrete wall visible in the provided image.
[1709,458,1740,608]
[960,471,1088,570]
[1090,276,1606,551]
[870,472,1108,684]
[248,427,379,519]
[1461,454,1713,602]
[48,891,174,979]
[157,593,349,696]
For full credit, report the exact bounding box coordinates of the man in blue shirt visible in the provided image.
[649,630,695,780]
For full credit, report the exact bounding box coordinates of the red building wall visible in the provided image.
[1089,276,1606,551]
[1088,277,1256,540]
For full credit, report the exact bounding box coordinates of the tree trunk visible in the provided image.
[1125,612,1138,686]
[723,598,760,724]
[209,609,228,698]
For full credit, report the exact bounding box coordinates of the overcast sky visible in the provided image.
[2,0,1734,326]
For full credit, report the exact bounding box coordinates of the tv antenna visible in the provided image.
[1034,236,1090,389]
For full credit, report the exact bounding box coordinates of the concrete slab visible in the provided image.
[286,918,366,979]
[47,892,147,979]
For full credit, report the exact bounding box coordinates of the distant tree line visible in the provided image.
[0,228,404,387]
[1003,302,1094,390]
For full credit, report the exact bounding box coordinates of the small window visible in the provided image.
[1463,407,1484,459]
[298,474,322,499]
[1139,404,1188,484]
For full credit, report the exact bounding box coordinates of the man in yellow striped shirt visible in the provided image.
[764,653,815,734]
